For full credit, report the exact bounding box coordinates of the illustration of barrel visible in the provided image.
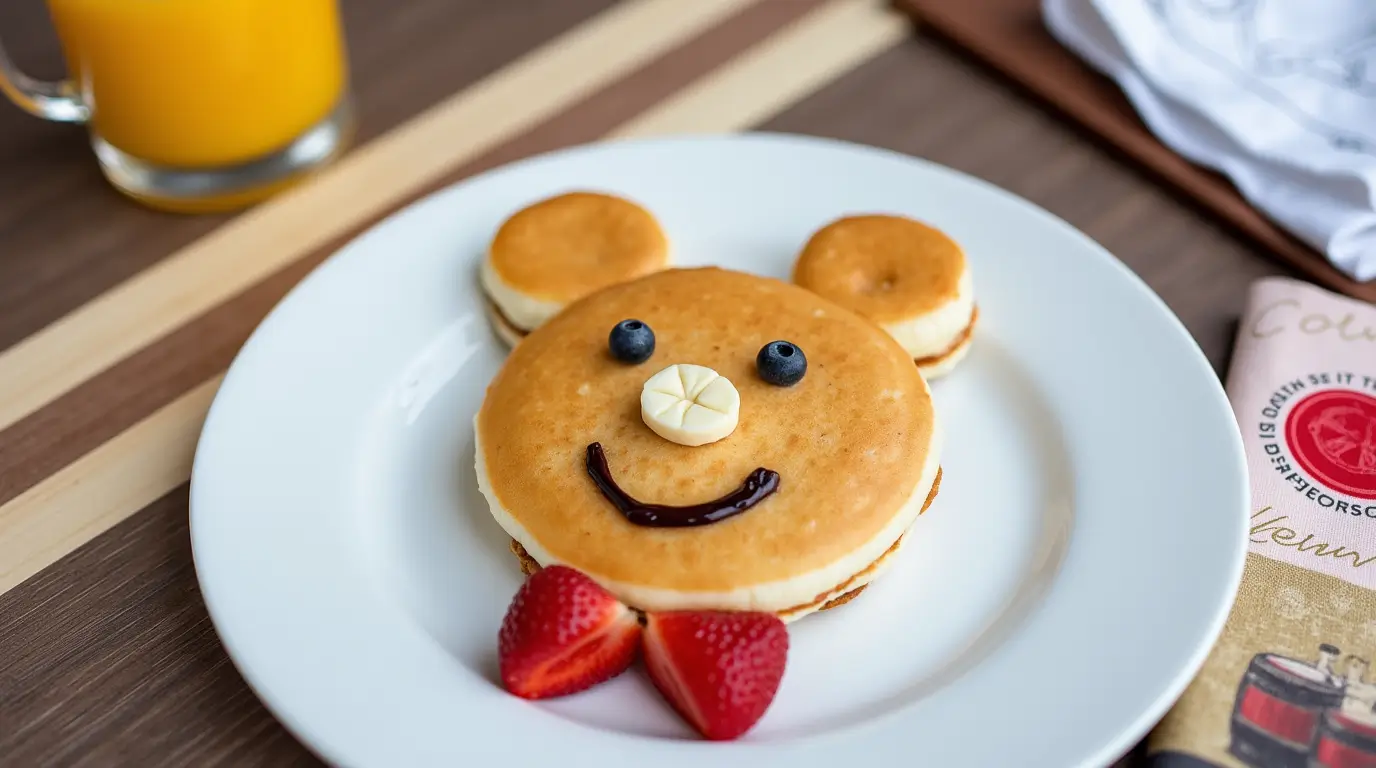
[1230,646,1345,768]
[1312,710,1376,768]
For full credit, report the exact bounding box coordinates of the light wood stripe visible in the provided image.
[610,0,907,138]
[0,0,906,594]
[0,377,221,594]
[0,0,753,436]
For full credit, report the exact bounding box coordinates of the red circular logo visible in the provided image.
[1286,389,1376,499]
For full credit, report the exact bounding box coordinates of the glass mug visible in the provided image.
[0,0,354,213]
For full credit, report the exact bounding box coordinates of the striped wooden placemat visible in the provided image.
[0,0,1288,763]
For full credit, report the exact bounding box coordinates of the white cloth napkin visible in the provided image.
[1042,0,1376,281]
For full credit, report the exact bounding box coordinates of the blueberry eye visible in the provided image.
[757,341,806,386]
[609,319,655,363]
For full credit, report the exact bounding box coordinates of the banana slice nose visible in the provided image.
[640,364,740,446]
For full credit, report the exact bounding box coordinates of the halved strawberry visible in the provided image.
[498,565,641,699]
[642,610,789,740]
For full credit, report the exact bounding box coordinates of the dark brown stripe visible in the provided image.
[0,484,321,766]
[0,0,625,354]
[0,0,826,508]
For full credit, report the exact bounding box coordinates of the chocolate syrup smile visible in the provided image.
[584,442,780,528]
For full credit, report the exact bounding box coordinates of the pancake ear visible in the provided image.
[480,191,671,347]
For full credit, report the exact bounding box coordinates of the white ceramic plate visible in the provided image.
[190,133,1248,768]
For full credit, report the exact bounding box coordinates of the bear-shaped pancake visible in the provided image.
[475,267,942,622]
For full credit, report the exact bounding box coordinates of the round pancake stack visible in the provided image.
[475,267,942,622]
[793,215,976,379]
[480,191,670,345]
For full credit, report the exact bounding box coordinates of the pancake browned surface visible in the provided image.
[487,191,669,304]
[476,267,941,617]
[793,215,976,379]
[793,214,965,323]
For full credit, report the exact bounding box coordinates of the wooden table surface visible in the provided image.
[0,0,1288,765]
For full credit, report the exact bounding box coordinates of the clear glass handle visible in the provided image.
[0,39,87,122]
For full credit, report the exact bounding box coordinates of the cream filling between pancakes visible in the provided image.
[484,300,529,347]
[473,413,943,622]
[775,534,910,622]
[879,269,974,360]
[479,254,565,332]
[918,330,975,379]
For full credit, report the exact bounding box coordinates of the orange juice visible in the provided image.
[46,0,348,169]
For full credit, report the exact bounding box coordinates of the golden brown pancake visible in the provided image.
[475,267,942,621]
[480,192,670,340]
[793,215,976,379]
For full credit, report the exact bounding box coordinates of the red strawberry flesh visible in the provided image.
[498,565,641,699]
[643,610,789,740]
